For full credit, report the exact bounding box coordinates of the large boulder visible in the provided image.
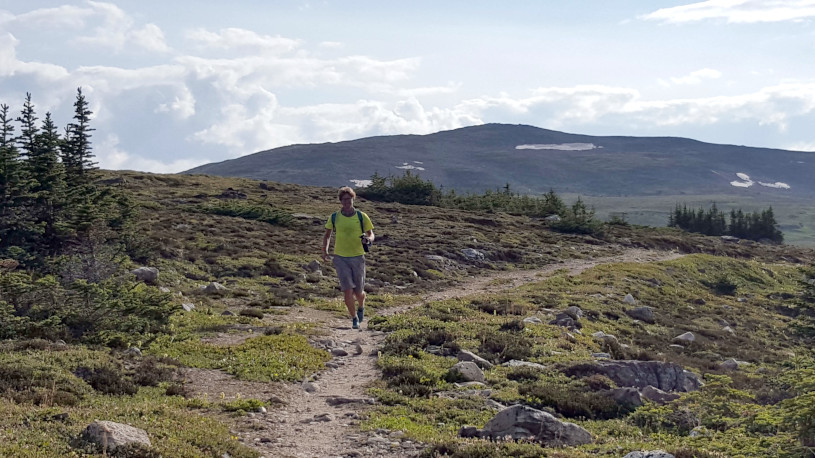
[641,385,681,404]
[549,313,581,330]
[448,361,485,383]
[131,267,158,284]
[204,282,227,294]
[608,387,644,408]
[479,405,592,446]
[457,350,493,369]
[502,360,546,370]
[567,360,702,392]
[623,452,675,458]
[82,420,151,452]
[625,306,655,323]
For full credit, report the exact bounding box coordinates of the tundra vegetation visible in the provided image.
[0,93,814,457]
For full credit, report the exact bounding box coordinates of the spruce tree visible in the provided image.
[0,103,26,251]
[27,112,66,256]
[62,87,97,189]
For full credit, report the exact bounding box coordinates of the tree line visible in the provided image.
[358,171,602,234]
[668,203,783,243]
[0,89,134,268]
[0,90,170,346]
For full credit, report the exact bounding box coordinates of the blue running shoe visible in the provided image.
[352,317,359,329]
[356,307,364,323]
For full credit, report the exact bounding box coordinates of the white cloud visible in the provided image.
[7,4,93,28]
[319,41,344,49]
[669,68,722,85]
[130,23,170,53]
[641,0,815,24]
[155,85,196,119]
[0,33,69,81]
[184,27,300,55]
[96,133,206,173]
[455,81,815,132]
[786,141,815,151]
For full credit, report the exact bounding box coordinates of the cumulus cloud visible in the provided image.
[4,4,93,28]
[454,81,815,132]
[185,27,301,55]
[96,133,207,173]
[786,141,815,151]
[6,1,170,53]
[641,0,815,24]
[0,33,69,81]
[668,68,722,85]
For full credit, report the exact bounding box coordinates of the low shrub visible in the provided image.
[74,365,138,396]
[239,308,265,319]
[518,381,631,420]
[196,200,293,226]
[478,329,533,364]
[132,356,178,387]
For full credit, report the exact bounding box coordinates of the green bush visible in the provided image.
[358,171,441,206]
[478,329,533,363]
[0,271,175,345]
[196,200,293,226]
[518,381,630,420]
[73,365,138,396]
[549,197,603,235]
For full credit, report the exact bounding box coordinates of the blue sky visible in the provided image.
[1,0,814,173]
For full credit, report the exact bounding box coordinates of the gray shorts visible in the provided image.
[332,255,366,293]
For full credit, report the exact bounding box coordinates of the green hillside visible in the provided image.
[1,171,815,457]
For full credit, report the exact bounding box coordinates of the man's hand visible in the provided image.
[321,253,332,263]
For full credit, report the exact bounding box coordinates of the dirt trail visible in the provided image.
[184,248,682,458]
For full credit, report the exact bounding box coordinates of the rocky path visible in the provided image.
[185,248,682,458]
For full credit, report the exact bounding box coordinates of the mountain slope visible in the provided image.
[184,123,815,199]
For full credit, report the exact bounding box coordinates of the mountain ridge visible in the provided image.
[183,123,814,199]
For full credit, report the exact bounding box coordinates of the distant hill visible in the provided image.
[183,123,815,198]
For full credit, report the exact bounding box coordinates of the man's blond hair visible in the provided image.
[338,186,356,201]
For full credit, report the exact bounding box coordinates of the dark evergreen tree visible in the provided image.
[62,87,97,189]
[27,112,66,256]
[0,103,26,251]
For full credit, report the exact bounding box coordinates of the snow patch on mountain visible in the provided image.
[515,143,598,151]
[730,172,790,189]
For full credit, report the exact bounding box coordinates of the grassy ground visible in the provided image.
[366,254,812,457]
[1,170,814,456]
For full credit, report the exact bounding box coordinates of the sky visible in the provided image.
[1,0,815,173]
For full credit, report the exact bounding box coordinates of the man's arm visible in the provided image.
[363,229,375,244]
[322,228,333,262]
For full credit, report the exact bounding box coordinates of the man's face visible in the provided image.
[341,194,354,209]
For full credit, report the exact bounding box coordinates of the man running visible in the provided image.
[322,187,374,329]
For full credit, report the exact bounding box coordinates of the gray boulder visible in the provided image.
[609,387,644,407]
[641,385,681,404]
[570,360,702,392]
[461,248,486,261]
[626,306,655,323]
[563,305,583,320]
[82,420,151,452]
[623,451,675,458]
[457,350,493,369]
[480,405,592,446]
[623,293,637,305]
[181,302,195,312]
[131,267,158,284]
[502,360,546,370]
[204,282,227,293]
[522,316,543,324]
[449,361,485,383]
[673,332,695,344]
[549,312,580,330]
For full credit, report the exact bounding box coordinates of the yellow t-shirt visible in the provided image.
[326,210,374,257]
